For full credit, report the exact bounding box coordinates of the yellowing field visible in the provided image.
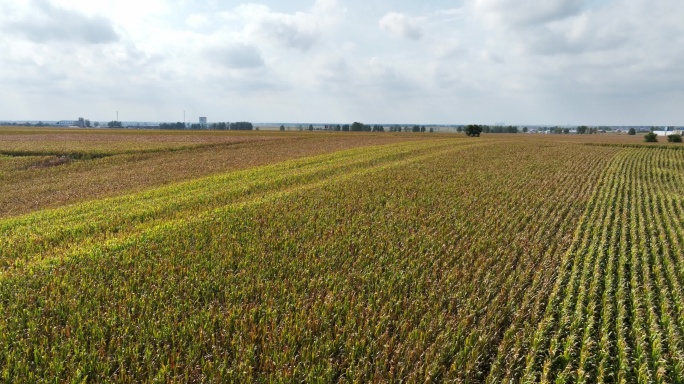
[1,129,683,382]
[0,128,427,217]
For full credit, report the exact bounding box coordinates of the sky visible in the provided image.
[0,0,682,126]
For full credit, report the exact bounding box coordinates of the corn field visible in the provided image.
[1,134,683,382]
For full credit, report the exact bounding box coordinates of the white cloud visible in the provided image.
[467,0,684,98]
[239,0,345,52]
[431,39,465,59]
[366,57,420,94]
[186,14,211,29]
[0,0,119,44]
[204,43,265,69]
[474,0,583,28]
[314,57,350,85]
[0,0,683,125]
[379,12,423,40]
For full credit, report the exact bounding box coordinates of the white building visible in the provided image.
[55,120,77,127]
[654,127,683,136]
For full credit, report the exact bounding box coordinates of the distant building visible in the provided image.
[127,122,160,128]
[654,127,682,136]
[54,118,89,128]
[55,120,77,127]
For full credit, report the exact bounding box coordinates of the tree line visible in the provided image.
[279,123,435,133]
[458,124,609,136]
[156,122,254,130]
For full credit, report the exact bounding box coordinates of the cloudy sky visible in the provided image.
[1,0,682,125]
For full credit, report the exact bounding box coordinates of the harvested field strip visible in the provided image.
[0,138,285,159]
[0,150,113,160]
[0,129,281,154]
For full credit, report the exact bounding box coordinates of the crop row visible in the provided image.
[519,146,684,382]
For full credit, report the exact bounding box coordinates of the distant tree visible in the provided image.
[229,122,253,130]
[420,126,426,132]
[308,124,314,131]
[335,125,341,131]
[522,127,528,133]
[280,125,285,131]
[506,126,518,133]
[628,128,636,135]
[667,134,682,143]
[160,122,186,130]
[107,121,123,128]
[429,127,434,133]
[93,122,100,127]
[457,126,463,133]
[577,125,589,134]
[563,128,570,134]
[644,132,658,142]
[342,124,350,131]
[464,124,483,137]
[412,125,420,133]
[350,122,364,132]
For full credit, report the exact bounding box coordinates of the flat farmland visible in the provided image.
[0,128,429,217]
[1,128,683,382]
